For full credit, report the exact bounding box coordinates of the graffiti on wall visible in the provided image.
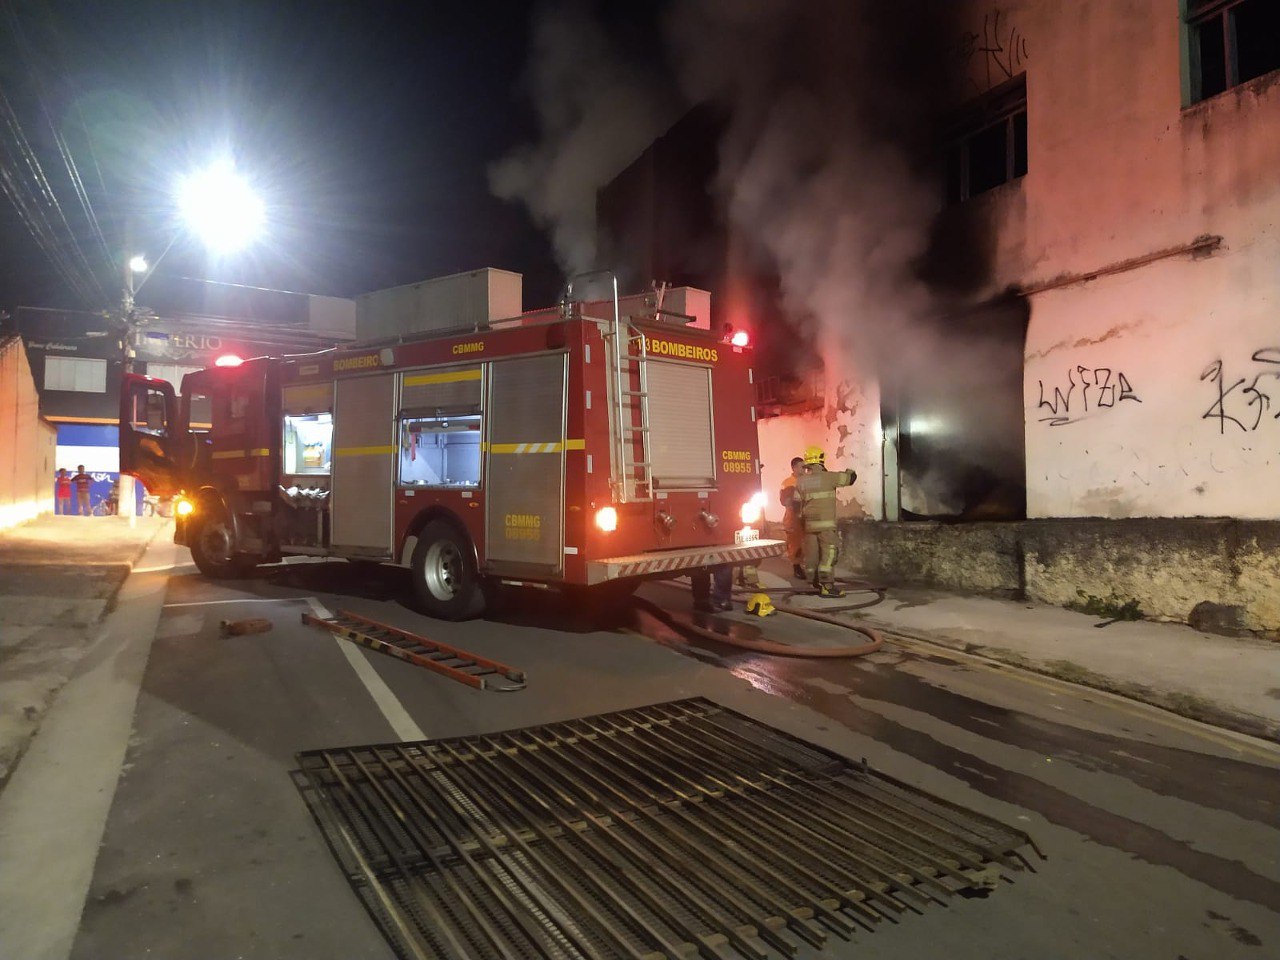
[1200,349,1280,434]
[1036,366,1141,426]
[955,8,1029,93]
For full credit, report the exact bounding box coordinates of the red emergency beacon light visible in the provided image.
[730,329,750,348]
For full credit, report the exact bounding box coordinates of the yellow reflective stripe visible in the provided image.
[485,439,584,454]
[335,445,397,457]
[403,369,481,386]
[212,448,271,460]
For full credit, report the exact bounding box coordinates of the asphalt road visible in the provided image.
[17,546,1280,960]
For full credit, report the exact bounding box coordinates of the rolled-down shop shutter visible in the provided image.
[282,381,333,415]
[646,359,716,488]
[400,364,483,413]
[331,373,396,553]
[485,354,566,571]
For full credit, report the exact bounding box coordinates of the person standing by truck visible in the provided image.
[796,446,856,598]
[780,455,806,579]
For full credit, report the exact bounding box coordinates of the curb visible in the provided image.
[852,614,1280,750]
[100,519,172,618]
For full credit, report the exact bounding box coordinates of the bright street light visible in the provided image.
[176,159,265,256]
[128,254,149,274]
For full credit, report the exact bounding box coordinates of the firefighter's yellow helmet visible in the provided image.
[803,445,825,465]
[745,593,777,617]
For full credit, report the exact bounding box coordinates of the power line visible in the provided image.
[0,89,102,305]
[0,0,114,307]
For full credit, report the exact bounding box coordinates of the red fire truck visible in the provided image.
[119,279,783,618]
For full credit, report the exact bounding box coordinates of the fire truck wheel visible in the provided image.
[411,521,486,620]
[189,511,258,580]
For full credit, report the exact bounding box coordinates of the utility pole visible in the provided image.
[117,243,139,525]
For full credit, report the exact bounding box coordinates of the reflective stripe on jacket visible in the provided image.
[796,467,856,531]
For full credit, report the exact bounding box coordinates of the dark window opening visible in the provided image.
[1189,0,1280,103]
[945,74,1028,203]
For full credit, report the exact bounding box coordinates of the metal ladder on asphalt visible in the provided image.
[302,609,526,692]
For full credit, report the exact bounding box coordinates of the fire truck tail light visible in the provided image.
[594,506,618,533]
[730,329,750,348]
[740,495,764,525]
[214,354,243,367]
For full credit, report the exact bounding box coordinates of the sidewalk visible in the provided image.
[755,559,1280,744]
[0,514,168,786]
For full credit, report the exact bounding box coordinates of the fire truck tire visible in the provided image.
[189,511,258,580]
[411,520,486,620]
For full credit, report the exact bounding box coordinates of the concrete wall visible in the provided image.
[758,377,881,523]
[0,338,56,530]
[837,517,1280,637]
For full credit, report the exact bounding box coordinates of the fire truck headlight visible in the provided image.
[175,497,194,518]
[594,506,618,533]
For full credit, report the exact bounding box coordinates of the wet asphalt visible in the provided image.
[68,558,1280,960]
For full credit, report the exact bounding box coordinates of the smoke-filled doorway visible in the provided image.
[883,296,1028,521]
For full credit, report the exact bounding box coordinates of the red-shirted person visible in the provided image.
[55,468,72,515]
[71,465,93,516]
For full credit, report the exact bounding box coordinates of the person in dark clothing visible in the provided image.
[71,465,93,516]
[691,565,734,612]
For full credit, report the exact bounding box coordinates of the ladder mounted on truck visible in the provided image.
[565,270,654,503]
[302,609,526,692]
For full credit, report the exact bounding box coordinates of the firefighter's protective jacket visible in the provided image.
[796,467,856,531]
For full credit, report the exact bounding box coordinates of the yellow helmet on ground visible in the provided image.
[803,445,825,465]
[746,593,777,617]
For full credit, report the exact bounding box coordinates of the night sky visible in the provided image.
[0,0,596,313]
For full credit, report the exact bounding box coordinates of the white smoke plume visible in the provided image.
[488,1,681,274]
[495,1,1024,516]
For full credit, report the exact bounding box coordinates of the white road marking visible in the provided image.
[162,597,307,608]
[305,598,426,741]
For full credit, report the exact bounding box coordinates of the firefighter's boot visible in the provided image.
[817,582,846,599]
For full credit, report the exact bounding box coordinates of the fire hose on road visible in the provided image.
[635,576,886,658]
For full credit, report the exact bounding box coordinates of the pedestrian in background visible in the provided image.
[780,455,806,579]
[54,468,72,515]
[796,446,857,598]
[71,464,93,516]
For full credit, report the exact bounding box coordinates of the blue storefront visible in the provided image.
[53,422,146,513]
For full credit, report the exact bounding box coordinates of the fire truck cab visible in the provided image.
[120,279,784,618]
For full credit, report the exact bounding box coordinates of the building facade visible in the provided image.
[0,335,57,529]
[4,279,355,511]
[599,0,1280,632]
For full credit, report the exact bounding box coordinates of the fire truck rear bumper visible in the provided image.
[586,539,786,584]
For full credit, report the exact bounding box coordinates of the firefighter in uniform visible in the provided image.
[796,445,856,598]
[780,456,807,579]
